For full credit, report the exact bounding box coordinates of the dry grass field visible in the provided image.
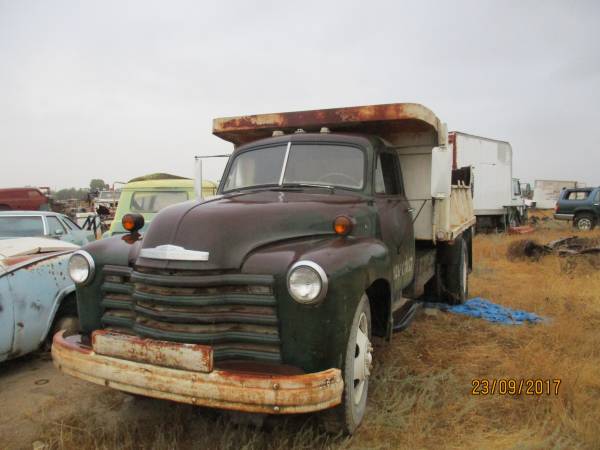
[5,214,600,450]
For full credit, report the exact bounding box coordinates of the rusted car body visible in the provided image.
[53,103,475,434]
[0,187,50,211]
[0,238,79,362]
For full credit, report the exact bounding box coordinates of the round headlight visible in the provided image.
[287,261,328,304]
[68,251,95,285]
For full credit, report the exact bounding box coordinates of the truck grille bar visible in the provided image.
[100,265,282,363]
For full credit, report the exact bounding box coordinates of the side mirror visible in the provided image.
[431,146,452,199]
[54,228,64,236]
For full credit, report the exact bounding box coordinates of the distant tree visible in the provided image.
[90,179,108,191]
[54,188,89,201]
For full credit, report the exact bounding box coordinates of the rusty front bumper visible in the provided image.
[51,331,343,414]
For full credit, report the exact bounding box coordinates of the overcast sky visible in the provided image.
[1,0,598,190]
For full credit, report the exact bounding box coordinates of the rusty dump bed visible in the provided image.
[213,103,445,147]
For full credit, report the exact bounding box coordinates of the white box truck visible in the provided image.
[449,131,526,230]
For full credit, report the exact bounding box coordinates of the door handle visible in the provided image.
[407,208,415,213]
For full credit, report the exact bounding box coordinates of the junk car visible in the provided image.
[554,186,600,230]
[105,176,217,237]
[53,103,475,434]
[1,238,79,362]
[0,211,96,246]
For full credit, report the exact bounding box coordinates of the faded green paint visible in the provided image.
[75,133,416,374]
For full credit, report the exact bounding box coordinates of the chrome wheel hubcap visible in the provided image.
[578,219,592,230]
[353,312,372,405]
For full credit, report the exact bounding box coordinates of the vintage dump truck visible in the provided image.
[52,103,475,434]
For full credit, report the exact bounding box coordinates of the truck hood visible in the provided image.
[137,189,369,270]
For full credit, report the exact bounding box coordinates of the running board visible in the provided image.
[393,302,420,332]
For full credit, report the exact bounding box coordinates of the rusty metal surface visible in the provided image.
[99,264,283,363]
[1,250,75,361]
[52,331,343,414]
[213,103,441,146]
[92,329,213,372]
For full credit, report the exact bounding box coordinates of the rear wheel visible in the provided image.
[444,237,469,305]
[574,214,595,231]
[321,294,372,435]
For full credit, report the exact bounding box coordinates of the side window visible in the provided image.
[566,191,589,200]
[375,153,401,195]
[595,191,600,203]
[47,216,67,235]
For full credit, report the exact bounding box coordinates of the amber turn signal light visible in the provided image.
[122,213,144,233]
[333,215,353,236]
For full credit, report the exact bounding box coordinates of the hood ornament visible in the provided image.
[140,245,209,261]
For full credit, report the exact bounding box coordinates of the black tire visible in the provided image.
[574,213,595,231]
[321,294,372,435]
[444,237,469,305]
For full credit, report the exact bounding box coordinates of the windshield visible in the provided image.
[223,143,365,192]
[130,191,189,213]
[0,216,45,237]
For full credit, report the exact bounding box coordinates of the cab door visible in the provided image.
[373,151,415,298]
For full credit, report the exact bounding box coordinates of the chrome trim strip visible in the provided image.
[140,245,209,261]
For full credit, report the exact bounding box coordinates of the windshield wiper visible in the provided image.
[223,184,280,194]
[278,183,336,193]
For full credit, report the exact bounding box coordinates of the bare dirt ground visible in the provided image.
[1,213,599,450]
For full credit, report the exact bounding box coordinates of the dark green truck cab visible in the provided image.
[554,187,600,230]
[52,103,475,434]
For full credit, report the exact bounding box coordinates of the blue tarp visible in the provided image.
[422,297,544,325]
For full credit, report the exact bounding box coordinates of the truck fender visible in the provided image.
[291,238,393,343]
[242,236,392,369]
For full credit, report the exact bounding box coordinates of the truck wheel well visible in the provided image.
[366,279,391,337]
[56,292,78,319]
[575,211,596,220]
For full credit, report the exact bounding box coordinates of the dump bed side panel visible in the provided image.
[394,132,437,240]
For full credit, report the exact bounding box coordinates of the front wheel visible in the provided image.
[321,294,372,435]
